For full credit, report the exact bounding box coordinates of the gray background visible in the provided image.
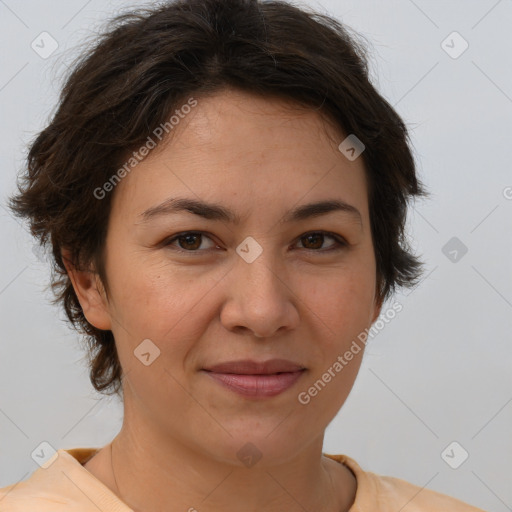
[1,0,511,510]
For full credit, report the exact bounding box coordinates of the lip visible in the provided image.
[204,359,305,375]
[202,359,306,398]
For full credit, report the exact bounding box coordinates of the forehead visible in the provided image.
[110,88,369,224]
[171,88,345,156]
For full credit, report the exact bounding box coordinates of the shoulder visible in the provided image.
[0,447,118,512]
[324,453,486,511]
[0,481,58,512]
[370,472,485,511]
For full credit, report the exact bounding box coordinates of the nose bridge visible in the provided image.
[234,235,285,298]
[220,234,301,338]
[227,234,296,331]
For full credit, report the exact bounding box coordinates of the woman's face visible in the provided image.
[84,88,382,465]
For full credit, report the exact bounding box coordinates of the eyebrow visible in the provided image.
[138,197,363,228]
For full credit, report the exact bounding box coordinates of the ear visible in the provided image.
[61,248,112,331]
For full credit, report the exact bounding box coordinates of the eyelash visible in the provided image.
[162,230,347,254]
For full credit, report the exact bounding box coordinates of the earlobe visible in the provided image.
[61,248,112,331]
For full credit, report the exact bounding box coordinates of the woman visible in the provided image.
[1,0,484,510]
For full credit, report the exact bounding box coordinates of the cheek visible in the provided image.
[294,271,373,425]
[109,267,209,404]
[299,263,376,341]
[108,262,224,381]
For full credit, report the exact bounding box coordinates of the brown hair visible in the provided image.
[8,0,428,397]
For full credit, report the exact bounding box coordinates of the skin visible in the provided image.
[64,87,382,512]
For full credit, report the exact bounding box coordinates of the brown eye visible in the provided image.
[177,233,202,250]
[164,231,217,252]
[296,231,346,251]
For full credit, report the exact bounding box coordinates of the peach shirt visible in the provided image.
[0,448,485,511]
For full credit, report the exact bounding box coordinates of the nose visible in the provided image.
[219,248,300,339]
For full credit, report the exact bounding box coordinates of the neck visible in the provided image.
[107,424,356,512]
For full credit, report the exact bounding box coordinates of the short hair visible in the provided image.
[8,0,427,397]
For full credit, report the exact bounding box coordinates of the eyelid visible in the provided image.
[162,230,347,253]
